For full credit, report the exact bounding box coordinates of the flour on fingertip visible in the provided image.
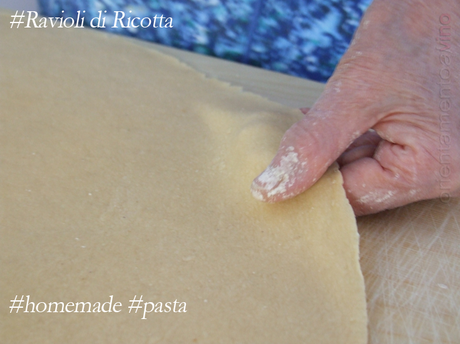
[251,147,307,201]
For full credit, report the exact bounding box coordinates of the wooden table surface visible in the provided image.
[145,41,460,344]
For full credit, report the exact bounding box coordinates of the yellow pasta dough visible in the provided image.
[0,10,367,343]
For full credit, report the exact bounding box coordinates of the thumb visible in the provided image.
[250,78,378,203]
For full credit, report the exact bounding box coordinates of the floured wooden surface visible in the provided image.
[0,10,367,344]
[359,200,460,343]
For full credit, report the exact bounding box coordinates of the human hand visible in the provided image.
[251,0,460,215]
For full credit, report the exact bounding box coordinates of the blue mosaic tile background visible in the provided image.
[38,0,372,82]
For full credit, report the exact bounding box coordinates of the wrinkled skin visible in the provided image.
[251,0,460,216]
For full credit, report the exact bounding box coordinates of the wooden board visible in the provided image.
[148,42,460,343]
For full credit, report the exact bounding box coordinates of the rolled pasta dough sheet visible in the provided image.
[0,10,367,344]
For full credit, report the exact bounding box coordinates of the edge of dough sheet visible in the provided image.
[0,8,368,344]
